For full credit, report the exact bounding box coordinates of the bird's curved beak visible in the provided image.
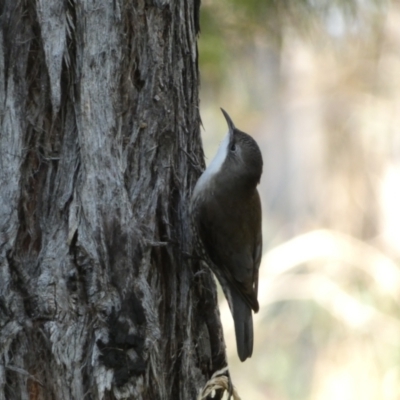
[220,108,235,142]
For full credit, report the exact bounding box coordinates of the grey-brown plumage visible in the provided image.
[191,109,263,362]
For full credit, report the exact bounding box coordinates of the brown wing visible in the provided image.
[252,195,262,301]
[196,189,262,312]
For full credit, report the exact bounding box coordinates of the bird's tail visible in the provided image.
[231,289,253,362]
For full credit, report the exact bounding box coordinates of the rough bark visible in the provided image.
[0,0,227,399]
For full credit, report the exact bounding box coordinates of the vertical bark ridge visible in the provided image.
[0,0,227,399]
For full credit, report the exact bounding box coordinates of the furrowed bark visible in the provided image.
[0,1,227,399]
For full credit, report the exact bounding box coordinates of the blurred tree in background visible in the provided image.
[198,0,400,399]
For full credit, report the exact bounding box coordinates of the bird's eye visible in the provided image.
[230,143,236,152]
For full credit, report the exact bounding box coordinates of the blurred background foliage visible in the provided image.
[198,0,400,399]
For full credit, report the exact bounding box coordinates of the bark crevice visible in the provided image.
[0,1,228,399]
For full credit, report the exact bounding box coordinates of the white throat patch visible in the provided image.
[192,132,229,197]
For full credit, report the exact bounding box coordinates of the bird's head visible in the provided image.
[219,108,263,189]
[192,109,263,199]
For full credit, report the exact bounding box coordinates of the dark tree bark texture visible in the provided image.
[0,0,227,399]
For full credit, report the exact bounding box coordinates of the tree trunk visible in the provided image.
[0,1,227,399]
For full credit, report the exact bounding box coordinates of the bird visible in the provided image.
[191,108,263,362]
